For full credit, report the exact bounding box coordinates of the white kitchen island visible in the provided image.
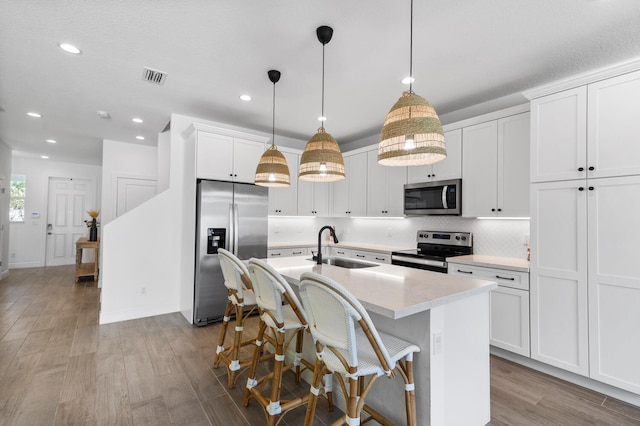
[264,256,497,426]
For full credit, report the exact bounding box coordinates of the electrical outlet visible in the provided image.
[433,332,443,355]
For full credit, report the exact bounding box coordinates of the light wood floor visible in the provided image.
[0,265,639,425]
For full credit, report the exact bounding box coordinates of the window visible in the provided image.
[10,174,26,222]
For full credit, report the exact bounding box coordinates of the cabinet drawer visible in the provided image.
[331,247,354,258]
[268,248,307,258]
[448,263,529,290]
[353,251,390,264]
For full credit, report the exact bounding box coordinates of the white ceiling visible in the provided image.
[2,1,640,166]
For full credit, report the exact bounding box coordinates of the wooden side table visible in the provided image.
[75,237,100,282]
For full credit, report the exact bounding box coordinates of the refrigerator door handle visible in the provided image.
[228,204,234,253]
[233,203,240,256]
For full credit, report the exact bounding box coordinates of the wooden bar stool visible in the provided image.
[213,248,261,388]
[243,258,333,426]
[299,272,421,426]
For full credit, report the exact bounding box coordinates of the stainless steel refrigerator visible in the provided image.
[194,180,268,326]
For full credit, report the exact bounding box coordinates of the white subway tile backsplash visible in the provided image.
[268,216,530,259]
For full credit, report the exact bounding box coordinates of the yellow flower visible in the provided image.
[87,210,100,219]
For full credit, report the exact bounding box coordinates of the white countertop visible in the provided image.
[446,255,530,272]
[268,241,412,253]
[264,256,497,320]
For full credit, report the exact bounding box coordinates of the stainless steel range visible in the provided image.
[391,230,473,273]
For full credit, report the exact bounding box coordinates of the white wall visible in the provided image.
[0,140,11,279]
[268,216,531,259]
[8,155,101,268]
[101,139,158,226]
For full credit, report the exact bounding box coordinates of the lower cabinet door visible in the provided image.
[490,286,530,357]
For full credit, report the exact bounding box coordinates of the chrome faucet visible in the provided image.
[317,226,339,265]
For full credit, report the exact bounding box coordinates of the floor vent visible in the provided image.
[142,67,167,85]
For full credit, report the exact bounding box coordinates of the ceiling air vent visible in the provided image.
[142,67,167,85]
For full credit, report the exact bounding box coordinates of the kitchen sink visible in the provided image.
[307,256,379,269]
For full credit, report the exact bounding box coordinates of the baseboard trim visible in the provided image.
[8,261,43,269]
[491,347,640,407]
[99,304,179,325]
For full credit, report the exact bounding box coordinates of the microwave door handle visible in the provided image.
[442,185,449,209]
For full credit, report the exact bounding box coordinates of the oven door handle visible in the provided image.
[392,255,447,268]
[442,185,449,209]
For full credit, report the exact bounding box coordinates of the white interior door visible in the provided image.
[0,177,4,269]
[46,177,96,266]
[116,176,157,217]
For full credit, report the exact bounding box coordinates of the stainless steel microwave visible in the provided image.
[404,179,462,215]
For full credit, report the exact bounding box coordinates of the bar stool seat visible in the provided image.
[213,248,261,388]
[299,271,420,426]
[243,258,333,426]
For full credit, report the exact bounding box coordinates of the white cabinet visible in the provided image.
[449,263,530,357]
[268,150,298,216]
[330,247,354,258]
[268,247,308,258]
[462,113,530,217]
[407,129,462,184]
[531,70,640,183]
[332,152,367,217]
[353,250,390,264]
[298,181,330,217]
[366,149,406,217]
[587,175,640,394]
[530,180,589,376]
[196,132,265,183]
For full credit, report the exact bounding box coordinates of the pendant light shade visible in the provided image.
[299,26,345,182]
[255,69,290,187]
[378,0,446,166]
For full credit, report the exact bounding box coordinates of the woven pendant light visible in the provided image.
[378,0,446,166]
[255,70,290,187]
[299,26,345,182]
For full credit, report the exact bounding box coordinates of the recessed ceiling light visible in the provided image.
[318,116,327,122]
[402,76,415,84]
[239,95,252,101]
[40,155,49,159]
[136,136,145,140]
[132,117,143,123]
[96,110,111,119]
[27,112,42,118]
[46,139,57,144]
[58,43,82,55]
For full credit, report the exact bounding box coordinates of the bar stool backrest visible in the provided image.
[248,258,308,326]
[299,272,394,374]
[218,248,251,302]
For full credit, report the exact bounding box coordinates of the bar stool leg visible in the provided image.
[243,320,268,406]
[303,355,326,426]
[226,301,246,388]
[213,300,233,369]
[265,327,286,425]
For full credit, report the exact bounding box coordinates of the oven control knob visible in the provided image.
[461,236,467,241]
[455,236,460,240]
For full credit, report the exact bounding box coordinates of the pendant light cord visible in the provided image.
[409,0,414,94]
[272,80,276,147]
[321,42,325,129]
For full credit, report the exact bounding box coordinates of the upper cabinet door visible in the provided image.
[530,87,587,183]
[196,132,234,180]
[587,70,640,179]
[233,138,265,183]
[406,129,462,184]
[267,150,298,216]
[498,113,530,217]
[462,120,498,217]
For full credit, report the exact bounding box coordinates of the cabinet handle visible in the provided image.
[495,275,515,281]
[491,208,496,212]
[497,208,502,212]
[589,186,594,191]
[588,166,595,171]
[457,269,473,274]
[578,167,584,172]
[375,257,385,261]
[271,253,281,256]
[356,254,365,258]
[427,174,432,178]
[293,251,302,255]
[578,187,584,191]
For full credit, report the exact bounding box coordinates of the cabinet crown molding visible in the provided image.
[523,56,640,100]
[184,122,270,144]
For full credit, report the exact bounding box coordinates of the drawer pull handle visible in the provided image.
[293,251,302,255]
[356,254,365,258]
[457,269,473,274]
[496,275,515,281]
[375,257,385,261]
[271,253,281,256]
